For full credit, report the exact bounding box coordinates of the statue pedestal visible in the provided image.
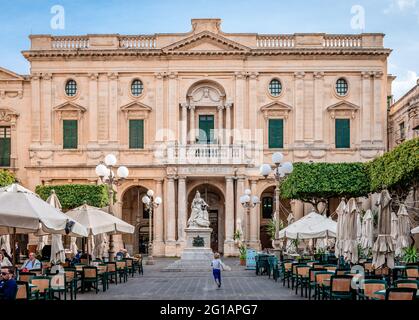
[164,227,213,272]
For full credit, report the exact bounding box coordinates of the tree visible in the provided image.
[35,184,109,210]
[0,169,15,187]
[368,137,419,211]
[280,162,370,214]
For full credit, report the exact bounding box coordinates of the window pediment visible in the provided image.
[0,107,19,124]
[120,101,152,119]
[53,101,86,120]
[326,101,360,119]
[260,101,292,119]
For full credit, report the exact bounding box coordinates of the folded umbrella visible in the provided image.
[395,204,411,257]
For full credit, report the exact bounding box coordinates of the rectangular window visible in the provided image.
[129,119,144,149]
[399,122,405,140]
[268,119,284,148]
[63,120,78,149]
[262,197,273,219]
[198,115,214,144]
[0,126,11,167]
[335,119,350,148]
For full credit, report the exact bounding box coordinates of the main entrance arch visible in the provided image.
[187,183,225,254]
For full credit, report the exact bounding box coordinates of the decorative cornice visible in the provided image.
[248,72,259,80]
[373,71,384,79]
[89,73,99,80]
[294,71,306,79]
[235,71,247,79]
[167,72,178,79]
[314,71,324,79]
[107,72,118,80]
[154,72,166,79]
[41,73,52,80]
[361,71,372,79]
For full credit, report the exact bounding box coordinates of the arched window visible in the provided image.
[131,79,144,96]
[269,79,282,96]
[335,78,348,96]
[65,79,77,97]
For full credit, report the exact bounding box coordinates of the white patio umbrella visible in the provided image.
[390,211,399,245]
[395,204,411,257]
[411,226,419,234]
[69,237,78,255]
[356,210,362,244]
[46,190,65,264]
[334,199,347,258]
[0,235,11,256]
[372,189,395,269]
[361,209,374,250]
[343,198,359,264]
[36,235,49,252]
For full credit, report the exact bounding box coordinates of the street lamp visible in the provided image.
[142,189,162,265]
[95,154,129,262]
[260,152,294,243]
[240,188,260,244]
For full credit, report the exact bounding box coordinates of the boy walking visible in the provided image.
[211,252,224,288]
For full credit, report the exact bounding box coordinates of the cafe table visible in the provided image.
[374,289,419,299]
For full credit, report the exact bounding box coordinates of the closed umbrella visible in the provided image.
[356,211,362,244]
[69,237,78,255]
[372,189,395,269]
[361,209,374,250]
[390,211,399,245]
[36,235,49,252]
[395,204,411,257]
[47,190,65,264]
[334,199,346,258]
[343,198,359,264]
[0,235,11,256]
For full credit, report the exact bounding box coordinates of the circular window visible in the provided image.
[335,78,349,96]
[131,79,144,97]
[269,79,282,97]
[65,79,77,97]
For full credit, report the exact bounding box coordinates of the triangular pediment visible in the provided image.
[120,101,152,112]
[260,101,293,111]
[162,31,250,53]
[0,67,24,81]
[53,101,86,112]
[327,101,360,111]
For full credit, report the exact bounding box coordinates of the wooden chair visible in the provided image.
[363,262,374,276]
[281,261,293,288]
[314,271,334,300]
[124,258,135,278]
[31,269,42,276]
[395,279,419,289]
[295,266,310,297]
[30,276,52,300]
[325,275,353,300]
[308,268,326,300]
[323,265,337,273]
[49,273,67,300]
[80,258,89,265]
[404,266,419,280]
[116,260,128,283]
[385,287,416,300]
[18,272,35,283]
[15,281,29,300]
[291,263,307,290]
[81,266,99,294]
[64,268,78,300]
[106,262,118,285]
[358,279,387,300]
[97,264,109,292]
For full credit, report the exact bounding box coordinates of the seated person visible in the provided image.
[116,249,125,260]
[21,252,41,270]
[0,267,17,300]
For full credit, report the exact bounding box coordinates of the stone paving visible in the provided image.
[78,258,305,300]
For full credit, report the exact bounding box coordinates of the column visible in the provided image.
[234,72,246,143]
[165,176,176,256]
[189,105,195,143]
[41,73,52,143]
[108,72,118,143]
[236,176,246,239]
[153,179,164,256]
[224,176,235,255]
[168,72,178,143]
[361,71,372,143]
[225,102,232,145]
[217,105,224,144]
[154,72,165,142]
[31,73,41,143]
[248,72,259,143]
[177,176,187,242]
[180,103,188,145]
[304,73,314,141]
[88,73,98,144]
[294,72,305,142]
[314,72,324,142]
[373,71,384,143]
[250,179,260,247]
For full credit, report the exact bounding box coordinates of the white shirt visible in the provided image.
[211,258,222,270]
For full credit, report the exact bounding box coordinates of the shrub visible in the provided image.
[0,169,15,187]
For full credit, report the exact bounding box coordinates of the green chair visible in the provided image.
[30,275,52,300]
[403,266,419,280]
[395,279,419,289]
[357,279,387,300]
[268,256,279,281]
[64,268,78,300]
[124,258,135,277]
[281,260,293,288]
[105,262,118,285]
[323,275,354,300]
[385,287,416,300]
[307,268,326,300]
[81,266,99,294]
[295,265,311,297]
[116,260,128,283]
[291,263,307,290]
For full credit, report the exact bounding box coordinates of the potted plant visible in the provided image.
[402,246,418,264]
[239,244,247,266]
[233,230,242,245]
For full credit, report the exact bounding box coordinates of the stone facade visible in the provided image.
[0,19,392,256]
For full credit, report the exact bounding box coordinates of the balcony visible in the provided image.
[162,144,254,165]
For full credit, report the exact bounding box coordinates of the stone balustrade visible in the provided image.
[256,35,295,48]
[51,36,90,49]
[324,35,362,48]
[119,36,157,49]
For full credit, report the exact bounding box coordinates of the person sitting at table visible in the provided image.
[116,249,125,260]
[0,252,12,267]
[21,252,41,270]
[0,267,17,300]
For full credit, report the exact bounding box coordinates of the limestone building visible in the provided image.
[0,19,392,256]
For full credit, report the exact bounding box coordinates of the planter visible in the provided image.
[240,258,246,266]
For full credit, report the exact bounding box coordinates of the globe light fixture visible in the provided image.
[117,166,129,179]
[240,189,260,247]
[142,189,162,265]
[272,152,284,166]
[260,164,272,178]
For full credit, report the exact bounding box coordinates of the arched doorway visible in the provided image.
[259,186,291,249]
[137,225,149,254]
[121,185,149,255]
[187,183,225,254]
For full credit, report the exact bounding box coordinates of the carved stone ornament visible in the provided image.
[0,108,19,124]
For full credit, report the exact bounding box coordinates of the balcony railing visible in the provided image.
[51,36,90,49]
[119,36,157,49]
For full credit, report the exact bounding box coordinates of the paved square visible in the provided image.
[78,258,304,300]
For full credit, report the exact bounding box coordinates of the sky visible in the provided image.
[0,0,418,99]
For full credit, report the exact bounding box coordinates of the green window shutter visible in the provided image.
[0,127,11,167]
[335,119,350,148]
[198,115,214,144]
[63,120,78,149]
[129,120,144,149]
[268,119,284,148]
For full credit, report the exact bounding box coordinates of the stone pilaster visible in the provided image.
[108,72,118,143]
[225,102,233,145]
[224,176,235,256]
[177,176,187,243]
[314,72,324,142]
[234,72,246,143]
[189,105,195,143]
[373,71,384,143]
[294,72,305,142]
[248,72,259,143]
[165,175,177,256]
[88,73,99,144]
[236,176,246,239]
[31,73,41,143]
[41,73,52,143]
[217,105,224,144]
[249,178,261,250]
[153,179,165,256]
[180,102,188,145]
[167,72,178,143]
[154,72,165,142]
[361,71,372,143]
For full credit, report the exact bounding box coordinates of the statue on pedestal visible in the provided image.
[187,191,210,228]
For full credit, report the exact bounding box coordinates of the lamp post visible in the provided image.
[142,189,162,265]
[95,154,129,262]
[260,152,293,246]
[240,189,260,245]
